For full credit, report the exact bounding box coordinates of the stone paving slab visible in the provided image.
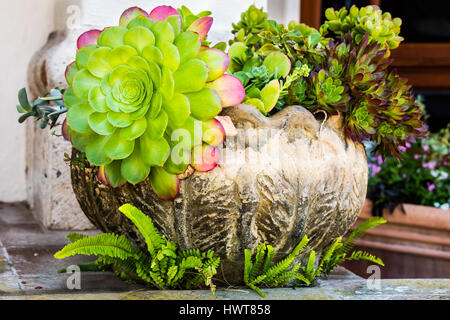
[1,278,449,300]
[0,203,449,300]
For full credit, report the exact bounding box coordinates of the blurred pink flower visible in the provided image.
[427,183,436,192]
[423,161,436,170]
[369,163,381,176]
[376,156,383,165]
[423,145,430,152]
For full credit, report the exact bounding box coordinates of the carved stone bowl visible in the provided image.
[71,104,368,284]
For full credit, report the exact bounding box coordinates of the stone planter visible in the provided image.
[71,104,368,284]
[343,200,450,279]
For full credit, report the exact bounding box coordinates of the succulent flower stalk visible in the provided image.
[63,5,245,200]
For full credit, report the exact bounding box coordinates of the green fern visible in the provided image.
[118,204,164,258]
[54,204,220,293]
[320,217,386,275]
[244,217,387,297]
[244,236,311,298]
[66,233,87,243]
[341,217,386,255]
[54,233,142,260]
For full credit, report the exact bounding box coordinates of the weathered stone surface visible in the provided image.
[1,278,449,300]
[26,29,95,230]
[71,104,368,284]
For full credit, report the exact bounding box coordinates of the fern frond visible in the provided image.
[66,233,87,243]
[172,256,203,286]
[274,263,301,286]
[341,217,386,255]
[347,250,385,266]
[262,245,275,274]
[57,261,99,273]
[97,255,138,275]
[167,265,178,286]
[54,233,141,260]
[250,244,267,281]
[321,237,342,265]
[244,249,253,283]
[248,283,266,298]
[118,204,164,258]
[264,235,309,283]
[135,261,154,284]
[319,237,344,275]
[302,250,316,278]
[292,273,310,286]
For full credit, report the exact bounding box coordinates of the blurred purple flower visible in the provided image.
[423,145,430,152]
[414,154,420,160]
[376,156,383,165]
[427,183,436,192]
[423,161,436,170]
[402,174,407,179]
[399,146,407,153]
[405,142,411,148]
[368,163,382,176]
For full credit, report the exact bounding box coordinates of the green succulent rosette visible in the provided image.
[63,5,245,200]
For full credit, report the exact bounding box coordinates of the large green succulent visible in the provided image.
[63,6,245,199]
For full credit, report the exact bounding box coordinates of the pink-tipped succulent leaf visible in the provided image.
[149,5,179,22]
[119,7,150,27]
[187,17,213,41]
[198,48,230,82]
[150,167,180,200]
[65,62,78,85]
[206,74,245,107]
[192,144,220,172]
[61,118,71,142]
[202,118,225,146]
[76,30,101,49]
[96,166,110,185]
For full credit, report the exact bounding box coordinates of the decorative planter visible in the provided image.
[71,104,368,284]
[343,200,450,279]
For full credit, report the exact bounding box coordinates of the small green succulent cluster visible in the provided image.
[60,5,244,199]
[322,5,404,56]
[229,5,427,158]
[228,41,291,115]
[16,88,66,129]
[230,5,268,46]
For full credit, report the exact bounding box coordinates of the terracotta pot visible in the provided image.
[343,200,450,279]
[71,104,368,284]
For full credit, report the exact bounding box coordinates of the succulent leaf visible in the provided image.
[119,7,150,28]
[262,52,291,79]
[150,166,180,200]
[205,74,246,107]
[149,5,179,22]
[192,144,220,172]
[77,30,101,49]
[187,17,213,41]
